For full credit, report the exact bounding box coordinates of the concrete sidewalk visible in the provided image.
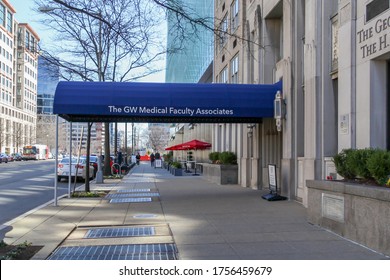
[3,162,389,260]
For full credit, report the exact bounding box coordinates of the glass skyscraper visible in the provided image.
[165,0,214,83]
[37,58,59,114]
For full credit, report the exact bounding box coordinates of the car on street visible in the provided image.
[11,153,22,161]
[57,157,95,182]
[80,155,99,177]
[7,154,14,162]
[0,153,8,163]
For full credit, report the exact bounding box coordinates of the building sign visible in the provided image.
[268,164,277,192]
[357,10,390,61]
[340,114,349,135]
[108,105,234,117]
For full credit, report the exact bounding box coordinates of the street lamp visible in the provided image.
[38,6,57,13]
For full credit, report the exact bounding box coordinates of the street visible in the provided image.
[0,160,83,225]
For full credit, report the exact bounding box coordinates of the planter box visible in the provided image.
[171,167,182,176]
[307,180,390,256]
[201,163,238,185]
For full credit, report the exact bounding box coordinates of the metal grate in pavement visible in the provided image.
[47,243,177,260]
[109,197,152,203]
[133,214,158,219]
[117,189,151,193]
[85,226,155,239]
[106,193,159,199]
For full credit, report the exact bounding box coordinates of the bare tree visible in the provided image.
[36,115,56,149]
[13,122,24,153]
[35,0,166,189]
[146,126,169,152]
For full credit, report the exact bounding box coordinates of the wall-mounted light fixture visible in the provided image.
[274,91,286,132]
[247,123,256,137]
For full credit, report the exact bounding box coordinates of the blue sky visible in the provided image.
[9,0,165,82]
[11,0,48,40]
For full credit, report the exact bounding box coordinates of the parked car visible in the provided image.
[6,154,14,162]
[80,155,99,177]
[57,157,95,182]
[0,153,8,163]
[11,153,22,161]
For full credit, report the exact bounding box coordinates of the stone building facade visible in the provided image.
[167,0,389,207]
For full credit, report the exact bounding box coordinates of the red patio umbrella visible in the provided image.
[165,139,211,151]
[165,143,185,151]
[180,139,212,150]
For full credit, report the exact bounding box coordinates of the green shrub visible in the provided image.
[366,149,390,185]
[171,161,182,169]
[163,151,173,162]
[209,152,220,163]
[332,149,356,179]
[346,148,375,179]
[219,151,237,165]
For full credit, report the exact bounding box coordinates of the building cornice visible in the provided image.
[18,23,40,41]
[1,0,17,14]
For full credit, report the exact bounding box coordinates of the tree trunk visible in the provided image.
[104,122,111,175]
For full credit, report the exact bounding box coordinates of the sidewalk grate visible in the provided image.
[117,189,151,193]
[84,226,155,238]
[106,193,159,199]
[109,197,152,203]
[133,214,158,219]
[47,243,177,260]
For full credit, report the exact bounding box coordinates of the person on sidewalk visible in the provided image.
[154,151,161,168]
[150,152,155,167]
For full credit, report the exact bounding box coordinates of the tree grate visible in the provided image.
[117,189,151,193]
[47,244,177,260]
[84,226,155,238]
[109,197,152,203]
[106,193,159,199]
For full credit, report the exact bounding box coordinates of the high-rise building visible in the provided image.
[165,0,214,83]
[35,58,59,150]
[37,58,58,115]
[165,0,214,162]
[0,0,39,153]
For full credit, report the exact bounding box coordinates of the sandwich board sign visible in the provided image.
[262,164,287,201]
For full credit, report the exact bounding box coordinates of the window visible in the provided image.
[6,11,12,33]
[231,54,239,84]
[219,67,228,83]
[25,31,30,49]
[231,0,239,32]
[219,15,228,49]
[366,0,389,22]
[0,4,5,27]
[31,37,35,52]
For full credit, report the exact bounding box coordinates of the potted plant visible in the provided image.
[170,161,183,176]
[208,152,220,163]
[203,151,238,184]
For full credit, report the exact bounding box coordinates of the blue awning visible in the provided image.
[53,81,282,123]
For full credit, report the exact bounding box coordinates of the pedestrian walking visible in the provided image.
[150,153,155,167]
